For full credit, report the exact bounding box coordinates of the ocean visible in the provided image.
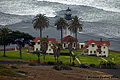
[0,0,120,51]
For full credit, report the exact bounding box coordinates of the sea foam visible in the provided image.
[37,0,120,13]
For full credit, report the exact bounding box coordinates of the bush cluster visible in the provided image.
[28,62,37,66]
[90,64,96,67]
[98,61,117,69]
[11,66,18,69]
[53,65,72,70]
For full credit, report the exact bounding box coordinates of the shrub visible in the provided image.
[0,69,16,76]
[98,61,117,69]
[53,65,72,70]
[0,64,8,69]
[28,62,36,66]
[17,70,28,74]
[90,64,95,67]
[11,66,18,69]
[47,61,55,65]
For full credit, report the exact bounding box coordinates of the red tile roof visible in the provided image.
[61,35,78,42]
[33,37,58,43]
[87,39,110,46]
[97,49,101,52]
[82,39,110,50]
[82,45,88,50]
[28,46,31,48]
[33,37,41,42]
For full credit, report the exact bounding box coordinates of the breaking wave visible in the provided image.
[37,0,120,13]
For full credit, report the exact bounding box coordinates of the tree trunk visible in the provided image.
[75,31,77,50]
[54,57,56,62]
[38,57,40,63]
[40,28,42,38]
[70,51,71,64]
[57,56,58,63]
[69,43,72,64]
[43,54,45,63]
[3,44,6,57]
[61,28,63,45]
[19,45,22,59]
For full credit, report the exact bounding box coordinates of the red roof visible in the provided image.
[97,49,101,52]
[28,46,31,48]
[87,39,110,46]
[61,35,78,42]
[33,37,58,43]
[82,45,88,50]
[82,39,110,50]
[33,37,41,42]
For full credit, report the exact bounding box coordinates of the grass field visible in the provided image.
[0,49,75,64]
[0,49,120,65]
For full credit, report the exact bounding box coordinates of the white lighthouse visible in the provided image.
[64,7,74,37]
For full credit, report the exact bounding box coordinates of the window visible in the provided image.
[90,51,92,53]
[49,49,51,51]
[40,48,42,51]
[104,51,105,53]
[99,52,101,54]
[74,43,76,47]
[104,46,105,49]
[36,48,38,51]
[38,42,40,44]
[64,43,66,47]
[92,44,94,47]
[94,51,96,53]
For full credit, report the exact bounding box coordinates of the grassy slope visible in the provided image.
[0,49,72,63]
[0,49,120,65]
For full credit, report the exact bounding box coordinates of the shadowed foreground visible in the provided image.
[0,64,119,80]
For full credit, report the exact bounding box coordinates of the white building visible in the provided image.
[28,37,58,54]
[82,38,110,57]
[61,35,78,49]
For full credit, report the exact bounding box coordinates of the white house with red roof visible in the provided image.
[28,37,58,54]
[61,35,78,49]
[82,38,110,57]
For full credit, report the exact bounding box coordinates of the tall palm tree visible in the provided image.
[32,14,49,38]
[55,17,68,44]
[56,43,62,63]
[40,37,49,63]
[67,37,74,64]
[69,16,82,50]
[0,27,11,57]
[52,43,62,63]
[51,43,57,62]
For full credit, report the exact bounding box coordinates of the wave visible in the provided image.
[0,0,56,17]
[37,0,120,13]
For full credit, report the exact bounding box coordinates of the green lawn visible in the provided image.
[72,49,120,65]
[0,49,73,63]
[0,49,120,65]
[104,51,120,63]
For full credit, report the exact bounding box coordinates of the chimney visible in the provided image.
[100,38,102,42]
[47,35,48,38]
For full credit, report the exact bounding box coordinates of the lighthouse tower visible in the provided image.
[64,7,74,37]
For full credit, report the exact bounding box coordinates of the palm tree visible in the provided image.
[67,37,74,64]
[72,54,77,66]
[56,43,62,63]
[55,17,68,44]
[33,51,41,63]
[0,27,11,57]
[32,14,49,38]
[15,38,24,59]
[40,37,49,63]
[69,16,82,50]
[51,43,57,62]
